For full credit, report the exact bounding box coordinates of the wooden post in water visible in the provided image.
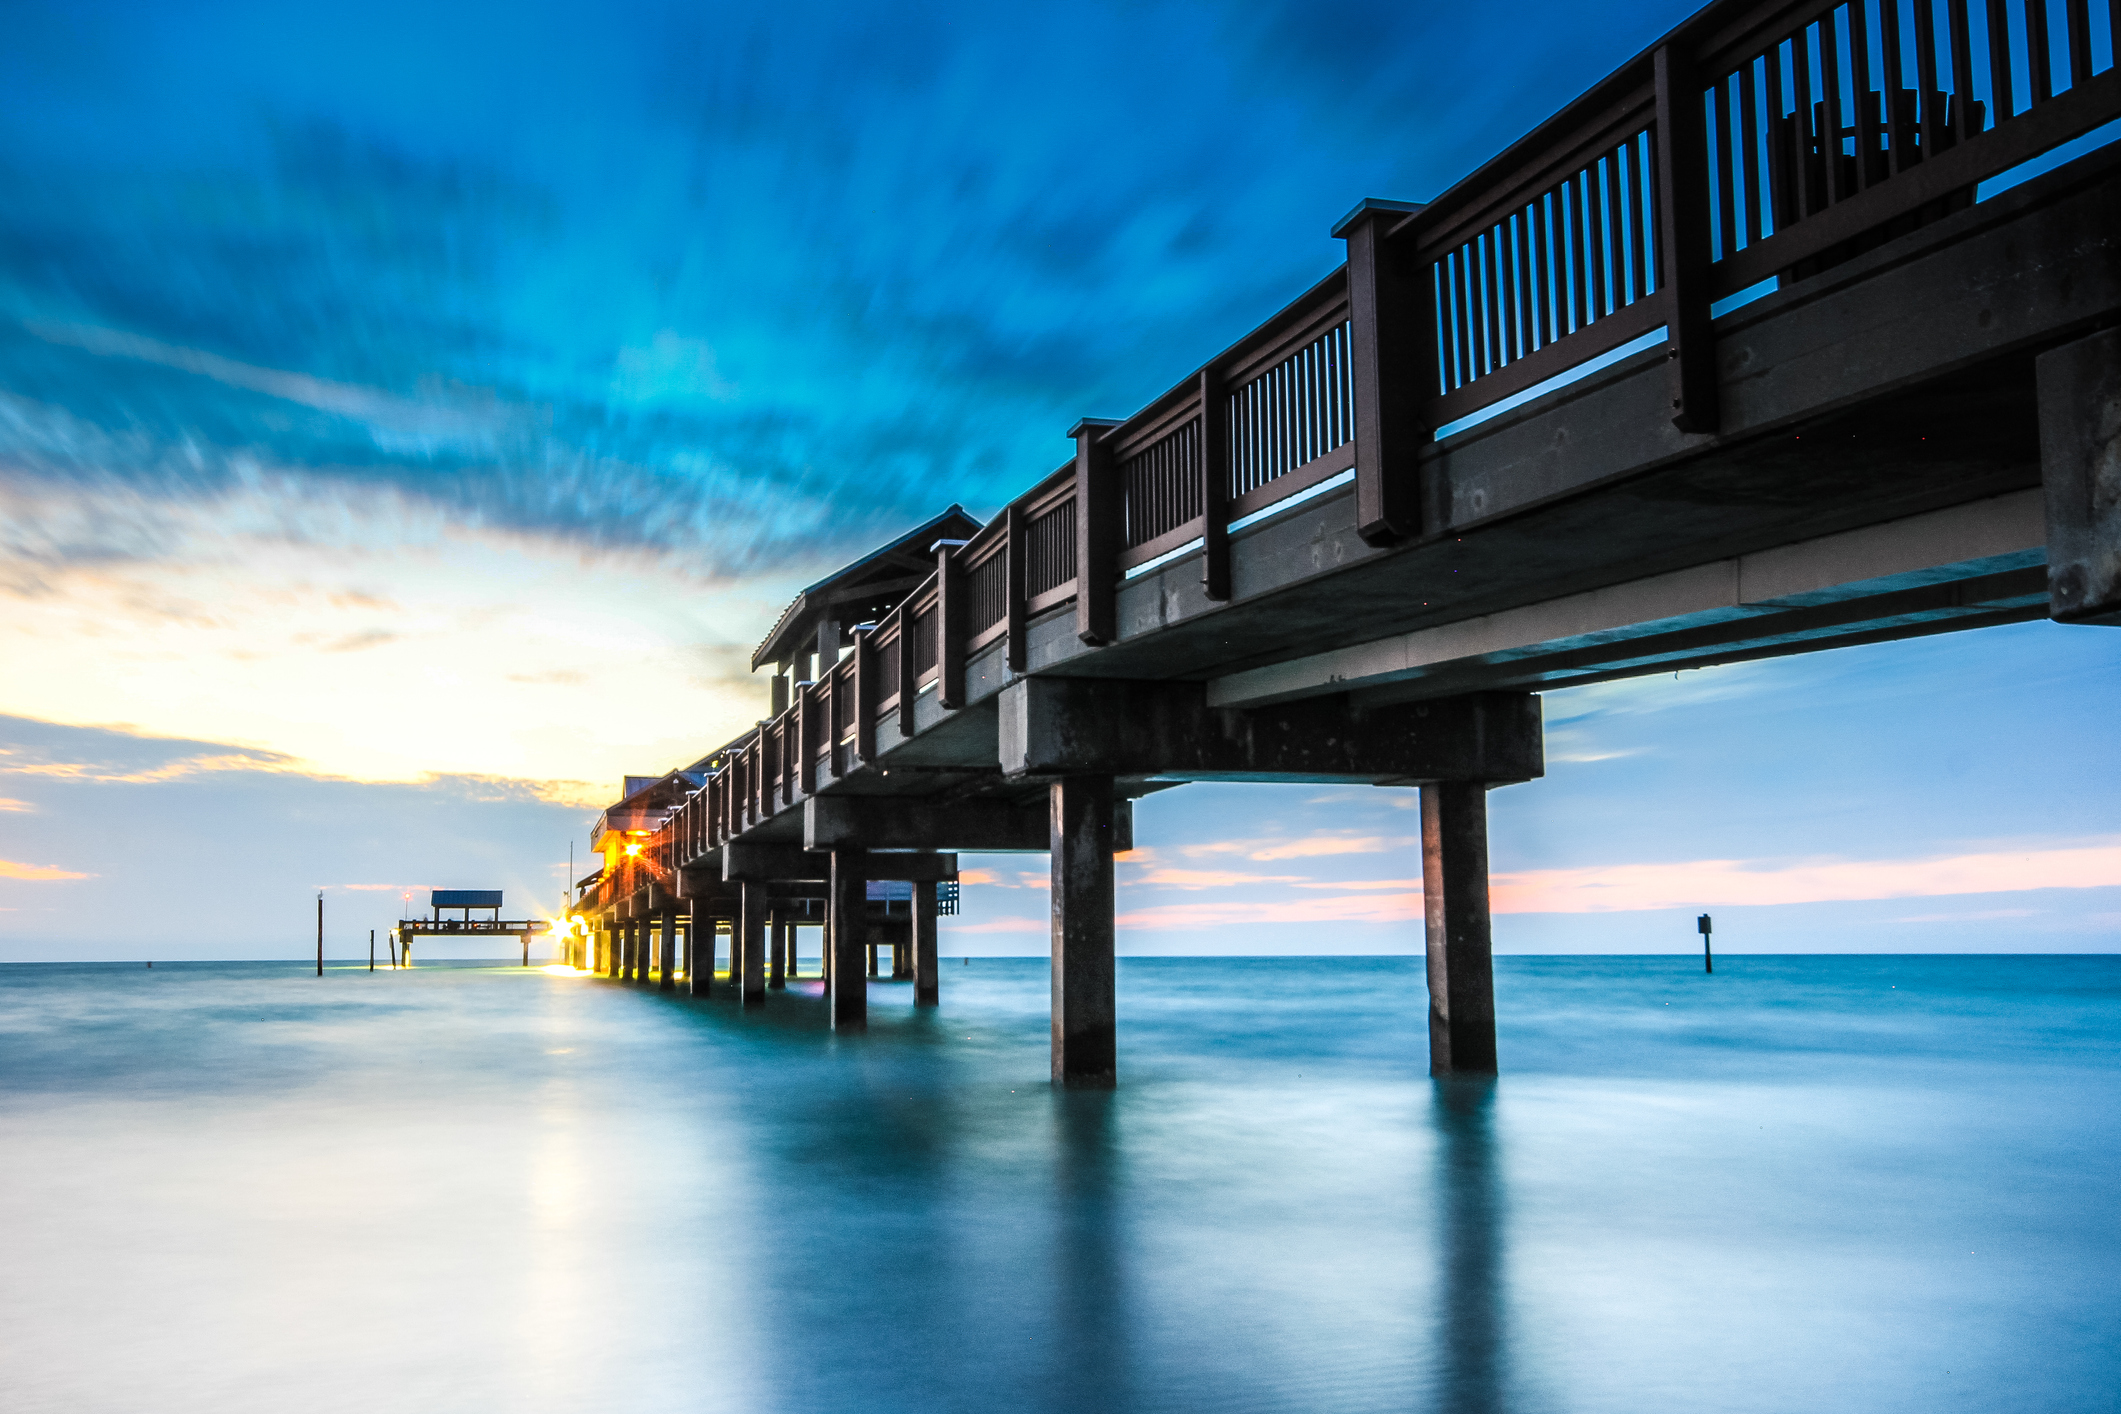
[1698,913,1714,974]
[370,929,375,972]
[316,892,323,977]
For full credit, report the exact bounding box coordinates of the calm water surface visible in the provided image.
[1,955,2116,1413]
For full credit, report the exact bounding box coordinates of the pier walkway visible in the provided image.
[569,0,2121,1084]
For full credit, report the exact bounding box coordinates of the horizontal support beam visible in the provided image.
[723,842,959,882]
[1208,491,2048,709]
[1000,680,1542,785]
[804,795,1131,853]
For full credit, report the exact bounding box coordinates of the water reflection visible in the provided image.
[1432,1077,1506,1414]
[1050,1091,1129,1412]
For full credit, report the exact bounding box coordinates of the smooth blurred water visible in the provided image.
[1,955,2116,1414]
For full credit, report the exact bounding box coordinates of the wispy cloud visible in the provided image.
[948,916,1046,934]
[0,858,92,881]
[1107,840,2121,930]
[1489,840,2121,913]
[1892,909,2039,923]
[0,797,32,812]
[1135,866,1310,890]
[1181,834,1413,862]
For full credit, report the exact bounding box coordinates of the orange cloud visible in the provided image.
[1180,834,1413,862]
[957,868,1003,886]
[0,858,93,881]
[948,917,1046,934]
[1294,877,1423,891]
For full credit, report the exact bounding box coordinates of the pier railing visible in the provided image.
[575,0,2119,911]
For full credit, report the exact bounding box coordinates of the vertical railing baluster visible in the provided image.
[1739,62,1764,246]
[1712,74,1737,258]
[1915,0,1941,163]
[2063,0,2092,89]
[1515,207,1537,354]
[1464,245,1481,383]
[1565,175,1587,332]
[1822,6,1849,206]
[1879,0,1908,179]
[1949,0,1977,140]
[1987,0,2016,121]
[1847,0,1878,192]
[1790,23,1817,221]
[2024,0,2053,101]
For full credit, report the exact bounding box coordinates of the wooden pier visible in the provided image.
[570,0,2121,1083]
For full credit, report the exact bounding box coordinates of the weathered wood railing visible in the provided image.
[578,0,2119,903]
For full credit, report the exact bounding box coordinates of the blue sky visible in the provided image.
[1,0,2114,959]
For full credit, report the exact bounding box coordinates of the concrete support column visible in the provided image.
[740,882,767,1007]
[913,880,939,1006]
[1421,782,1498,1076]
[658,908,677,993]
[1050,775,1118,1088]
[867,941,879,977]
[768,912,787,990]
[630,918,646,983]
[688,896,711,997]
[829,849,868,1031]
[620,919,635,980]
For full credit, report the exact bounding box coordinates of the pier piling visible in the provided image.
[829,850,868,1030]
[1421,782,1497,1076]
[914,880,939,1005]
[688,895,712,997]
[658,907,677,991]
[740,882,767,1006]
[1050,775,1118,1089]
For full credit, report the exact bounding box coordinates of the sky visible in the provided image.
[1,0,2114,960]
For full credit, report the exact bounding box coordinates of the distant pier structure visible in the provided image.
[568,0,2121,1084]
[399,890,552,966]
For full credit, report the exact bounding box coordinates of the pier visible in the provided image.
[569,0,2121,1084]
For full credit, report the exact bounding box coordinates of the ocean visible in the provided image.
[1,954,2115,1413]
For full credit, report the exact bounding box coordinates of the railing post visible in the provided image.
[1070,417,1123,645]
[895,602,919,738]
[1654,43,1720,434]
[853,626,877,763]
[1198,368,1230,600]
[937,543,967,708]
[798,682,819,797]
[1336,197,1428,546]
[1004,503,1028,671]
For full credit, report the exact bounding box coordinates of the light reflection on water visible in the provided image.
[0,955,2115,1413]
